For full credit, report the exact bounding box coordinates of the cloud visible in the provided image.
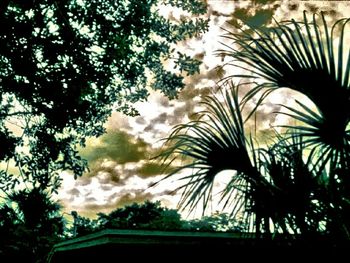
[135,116,147,125]
[67,188,79,195]
[59,116,181,217]
[83,160,127,185]
[110,190,155,208]
[107,111,132,131]
[76,190,159,217]
[60,173,181,218]
[80,130,149,165]
[136,162,174,178]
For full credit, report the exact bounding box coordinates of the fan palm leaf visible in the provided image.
[156,86,260,218]
[220,12,350,155]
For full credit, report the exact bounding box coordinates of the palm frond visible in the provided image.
[156,85,256,216]
[222,12,350,155]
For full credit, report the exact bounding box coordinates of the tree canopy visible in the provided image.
[0,0,208,192]
[70,201,244,237]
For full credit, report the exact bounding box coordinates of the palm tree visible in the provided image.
[158,12,350,241]
[0,188,64,262]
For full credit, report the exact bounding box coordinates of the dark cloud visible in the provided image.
[226,1,279,29]
[153,113,168,124]
[194,52,205,61]
[156,189,177,197]
[115,191,155,208]
[80,130,149,165]
[238,9,275,28]
[179,86,211,101]
[135,116,147,125]
[158,96,170,107]
[305,3,322,14]
[61,187,82,203]
[84,161,140,186]
[303,3,342,21]
[146,86,211,130]
[165,86,211,123]
[183,68,223,91]
[288,3,299,11]
[136,162,175,178]
[81,190,155,213]
[144,123,155,133]
[85,197,97,203]
[97,168,120,184]
[210,9,232,18]
[144,111,177,133]
[76,176,91,186]
[143,86,211,133]
[67,188,80,197]
[100,184,113,191]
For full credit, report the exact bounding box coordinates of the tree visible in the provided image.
[68,201,243,238]
[0,0,208,193]
[183,212,245,233]
[159,12,350,242]
[0,188,65,262]
[98,200,183,231]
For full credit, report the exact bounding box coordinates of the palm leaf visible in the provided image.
[156,85,258,218]
[222,12,350,155]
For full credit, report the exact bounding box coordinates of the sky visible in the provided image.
[57,0,350,219]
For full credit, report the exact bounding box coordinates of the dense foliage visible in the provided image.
[0,188,64,262]
[70,201,243,237]
[159,12,350,242]
[0,0,208,193]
